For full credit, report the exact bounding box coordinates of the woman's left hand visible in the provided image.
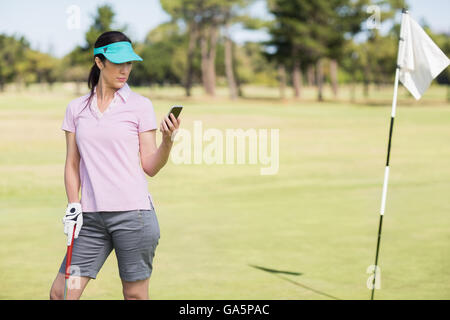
[160,113,181,144]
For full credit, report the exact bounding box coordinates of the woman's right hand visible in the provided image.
[62,203,83,245]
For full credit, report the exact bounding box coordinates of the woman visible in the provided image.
[49,31,180,300]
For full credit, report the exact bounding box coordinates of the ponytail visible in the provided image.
[88,61,101,91]
[82,54,105,111]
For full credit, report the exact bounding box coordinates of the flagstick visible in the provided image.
[370,8,408,300]
[370,68,398,300]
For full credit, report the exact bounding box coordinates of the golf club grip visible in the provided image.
[65,224,76,280]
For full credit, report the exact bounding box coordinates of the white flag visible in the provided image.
[398,12,450,100]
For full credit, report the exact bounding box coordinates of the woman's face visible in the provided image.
[95,57,132,90]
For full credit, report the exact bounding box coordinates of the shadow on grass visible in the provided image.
[249,264,341,300]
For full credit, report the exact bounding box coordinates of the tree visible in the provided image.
[263,27,290,99]
[133,21,189,86]
[425,26,450,102]
[340,41,365,101]
[267,0,332,100]
[26,49,60,89]
[220,1,268,99]
[353,0,407,98]
[326,0,370,97]
[63,4,127,93]
[267,0,370,101]
[234,42,278,87]
[0,35,30,91]
[161,0,262,98]
[161,0,215,96]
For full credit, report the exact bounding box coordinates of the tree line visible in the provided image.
[0,0,448,101]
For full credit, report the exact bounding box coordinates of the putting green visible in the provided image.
[0,83,449,299]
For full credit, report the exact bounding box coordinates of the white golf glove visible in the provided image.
[63,202,83,245]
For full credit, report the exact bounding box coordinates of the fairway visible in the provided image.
[0,84,449,299]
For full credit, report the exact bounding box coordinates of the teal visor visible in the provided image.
[93,41,143,64]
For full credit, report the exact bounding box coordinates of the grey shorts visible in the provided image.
[59,203,160,282]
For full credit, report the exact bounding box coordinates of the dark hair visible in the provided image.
[82,31,132,110]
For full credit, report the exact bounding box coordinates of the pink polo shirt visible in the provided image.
[61,82,157,212]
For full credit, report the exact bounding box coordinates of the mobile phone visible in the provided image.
[167,105,183,120]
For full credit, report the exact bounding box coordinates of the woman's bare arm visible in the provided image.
[64,131,81,203]
[139,130,173,177]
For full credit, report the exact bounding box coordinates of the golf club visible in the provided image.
[63,224,76,300]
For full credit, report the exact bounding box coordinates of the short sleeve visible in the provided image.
[138,98,158,133]
[61,102,76,132]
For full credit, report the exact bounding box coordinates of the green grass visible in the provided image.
[0,83,449,299]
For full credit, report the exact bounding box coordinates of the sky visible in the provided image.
[0,0,448,58]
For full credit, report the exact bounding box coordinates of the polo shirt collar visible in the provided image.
[93,82,131,103]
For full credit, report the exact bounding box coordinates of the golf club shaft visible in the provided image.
[63,224,76,300]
